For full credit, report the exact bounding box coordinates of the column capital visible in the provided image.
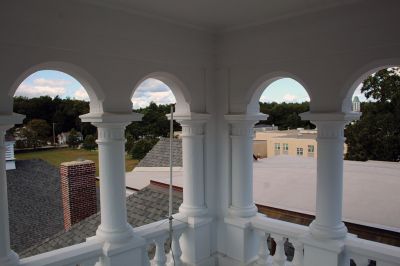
[0,113,25,130]
[300,111,360,140]
[225,113,268,137]
[170,112,210,136]
[80,112,143,124]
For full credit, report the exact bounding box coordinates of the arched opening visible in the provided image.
[342,66,400,251]
[249,77,316,260]
[6,69,111,257]
[125,75,187,189]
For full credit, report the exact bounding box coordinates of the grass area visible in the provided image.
[16,148,139,176]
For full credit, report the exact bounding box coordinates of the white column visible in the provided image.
[300,112,360,266]
[80,112,146,266]
[93,122,134,242]
[225,114,267,218]
[0,113,24,266]
[223,114,267,265]
[175,113,209,217]
[300,112,359,240]
[173,113,215,265]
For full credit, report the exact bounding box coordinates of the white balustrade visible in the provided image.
[291,241,304,266]
[18,240,103,266]
[134,217,187,266]
[252,215,308,266]
[255,231,272,266]
[346,237,400,266]
[271,235,287,266]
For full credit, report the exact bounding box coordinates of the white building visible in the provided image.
[0,1,399,266]
[5,136,16,171]
[353,96,361,112]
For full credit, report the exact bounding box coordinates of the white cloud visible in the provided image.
[73,87,89,101]
[282,93,297,102]
[15,82,66,98]
[33,78,70,87]
[132,78,176,109]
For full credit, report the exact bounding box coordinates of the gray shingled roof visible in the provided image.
[137,138,182,167]
[7,159,65,253]
[20,185,183,258]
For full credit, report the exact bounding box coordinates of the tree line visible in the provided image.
[8,67,399,162]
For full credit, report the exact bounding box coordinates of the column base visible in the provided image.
[309,220,348,240]
[96,223,135,243]
[0,251,19,266]
[179,204,208,217]
[180,216,214,265]
[228,205,258,218]
[302,232,347,266]
[222,216,259,264]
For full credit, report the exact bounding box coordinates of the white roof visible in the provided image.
[125,156,400,232]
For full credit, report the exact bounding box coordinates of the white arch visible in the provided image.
[246,71,311,114]
[131,72,191,114]
[9,61,105,113]
[340,58,400,112]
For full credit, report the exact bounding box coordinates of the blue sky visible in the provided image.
[15,70,366,107]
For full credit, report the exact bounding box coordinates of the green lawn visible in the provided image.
[16,148,138,176]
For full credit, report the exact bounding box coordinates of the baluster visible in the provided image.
[256,231,273,266]
[153,236,168,266]
[80,257,100,266]
[167,230,183,266]
[291,240,303,266]
[352,255,369,266]
[143,243,151,266]
[271,235,287,266]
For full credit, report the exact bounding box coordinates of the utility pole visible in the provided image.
[52,122,56,146]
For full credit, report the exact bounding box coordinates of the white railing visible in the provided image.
[19,240,103,266]
[18,217,188,266]
[134,216,188,266]
[346,236,400,266]
[251,214,307,266]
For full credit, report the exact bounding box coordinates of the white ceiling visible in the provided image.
[83,0,361,32]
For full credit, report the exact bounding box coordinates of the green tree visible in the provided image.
[345,68,400,161]
[126,102,181,141]
[22,119,51,148]
[66,128,81,148]
[130,137,158,160]
[82,134,97,150]
[258,101,313,129]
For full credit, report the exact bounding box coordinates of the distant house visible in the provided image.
[57,131,83,145]
[353,96,361,112]
[5,135,16,170]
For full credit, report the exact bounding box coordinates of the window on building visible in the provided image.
[274,143,280,150]
[308,145,314,153]
[296,147,303,156]
[283,143,288,154]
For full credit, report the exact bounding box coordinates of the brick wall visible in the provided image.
[60,160,97,231]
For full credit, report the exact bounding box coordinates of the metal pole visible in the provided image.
[52,122,56,146]
[169,104,175,264]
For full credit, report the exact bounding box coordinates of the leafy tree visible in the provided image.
[126,102,181,141]
[258,101,313,129]
[67,128,81,148]
[22,119,51,148]
[345,68,400,162]
[13,96,96,138]
[130,137,158,160]
[82,134,97,150]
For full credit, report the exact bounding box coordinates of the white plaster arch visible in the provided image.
[246,71,311,114]
[131,71,191,114]
[9,61,105,113]
[340,58,400,112]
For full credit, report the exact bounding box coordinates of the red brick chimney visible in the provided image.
[60,160,97,231]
